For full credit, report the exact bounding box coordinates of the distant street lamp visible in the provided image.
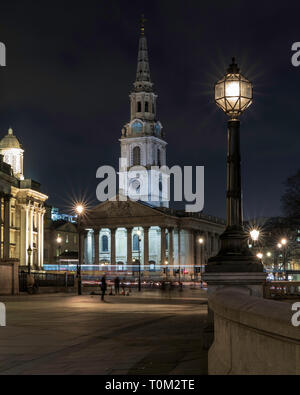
[137,229,142,292]
[256,252,263,261]
[75,204,85,295]
[27,246,33,275]
[279,238,288,280]
[198,237,205,281]
[205,58,263,276]
[56,236,62,272]
[250,229,260,247]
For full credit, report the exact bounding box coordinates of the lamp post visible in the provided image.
[56,236,62,272]
[137,229,142,292]
[27,246,32,275]
[204,58,264,286]
[75,204,85,296]
[198,237,205,282]
[280,238,288,281]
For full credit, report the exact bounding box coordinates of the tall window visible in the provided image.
[133,234,139,252]
[133,146,141,166]
[102,235,109,252]
[137,102,142,112]
[145,101,149,112]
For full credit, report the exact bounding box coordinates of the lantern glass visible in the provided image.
[215,61,253,118]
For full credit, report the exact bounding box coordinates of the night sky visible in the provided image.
[0,1,299,219]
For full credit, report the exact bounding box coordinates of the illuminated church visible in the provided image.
[0,128,48,268]
[81,23,225,277]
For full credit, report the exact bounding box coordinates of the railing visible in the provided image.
[19,272,75,292]
[264,281,300,299]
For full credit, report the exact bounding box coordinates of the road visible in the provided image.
[0,289,208,375]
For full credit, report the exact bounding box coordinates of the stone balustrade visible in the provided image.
[208,288,300,375]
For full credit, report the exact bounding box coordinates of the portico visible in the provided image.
[80,198,225,278]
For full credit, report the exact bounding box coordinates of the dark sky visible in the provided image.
[0,0,299,219]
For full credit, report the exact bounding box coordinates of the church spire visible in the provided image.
[134,15,153,92]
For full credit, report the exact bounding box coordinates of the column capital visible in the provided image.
[93,229,100,235]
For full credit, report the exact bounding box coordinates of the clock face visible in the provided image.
[132,121,143,134]
[130,179,141,194]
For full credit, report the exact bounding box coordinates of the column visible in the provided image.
[168,228,174,266]
[94,229,100,265]
[127,228,133,267]
[0,195,3,259]
[160,227,166,265]
[3,195,10,260]
[144,227,149,268]
[110,228,116,266]
[41,211,45,268]
[178,228,181,272]
[37,211,41,267]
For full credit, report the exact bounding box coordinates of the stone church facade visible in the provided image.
[81,27,225,278]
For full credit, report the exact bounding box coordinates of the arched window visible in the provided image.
[133,146,141,166]
[132,121,143,134]
[101,235,109,252]
[133,234,139,252]
[145,101,149,112]
[137,102,142,112]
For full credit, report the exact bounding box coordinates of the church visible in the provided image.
[80,24,225,279]
[0,128,48,268]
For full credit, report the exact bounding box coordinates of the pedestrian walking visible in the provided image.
[100,275,107,301]
[114,276,120,295]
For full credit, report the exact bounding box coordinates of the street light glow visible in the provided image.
[277,243,282,249]
[137,230,142,237]
[257,253,263,260]
[75,204,85,215]
[57,237,62,244]
[250,229,260,242]
[281,238,287,246]
[199,238,204,244]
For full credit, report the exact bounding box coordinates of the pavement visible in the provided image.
[0,288,209,375]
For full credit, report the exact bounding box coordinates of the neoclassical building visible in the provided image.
[0,128,48,268]
[81,26,225,277]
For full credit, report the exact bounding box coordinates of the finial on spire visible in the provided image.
[8,127,13,135]
[227,57,240,74]
[140,14,147,36]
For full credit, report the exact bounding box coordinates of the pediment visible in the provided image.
[86,196,167,220]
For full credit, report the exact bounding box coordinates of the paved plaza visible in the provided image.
[0,289,208,375]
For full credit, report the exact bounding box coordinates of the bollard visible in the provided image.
[0,303,6,327]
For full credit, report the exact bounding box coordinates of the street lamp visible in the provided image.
[136,229,142,292]
[205,58,263,275]
[250,229,260,243]
[198,237,205,282]
[280,238,288,280]
[75,204,85,295]
[27,246,32,275]
[56,236,62,272]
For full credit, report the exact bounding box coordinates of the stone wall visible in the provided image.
[0,261,19,295]
[208,288,300,375]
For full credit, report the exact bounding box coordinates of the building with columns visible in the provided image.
[0,128,48,269]
[80,25,226,278]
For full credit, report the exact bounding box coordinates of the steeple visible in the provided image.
[119,17,168,208]
[134,15,153,93]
